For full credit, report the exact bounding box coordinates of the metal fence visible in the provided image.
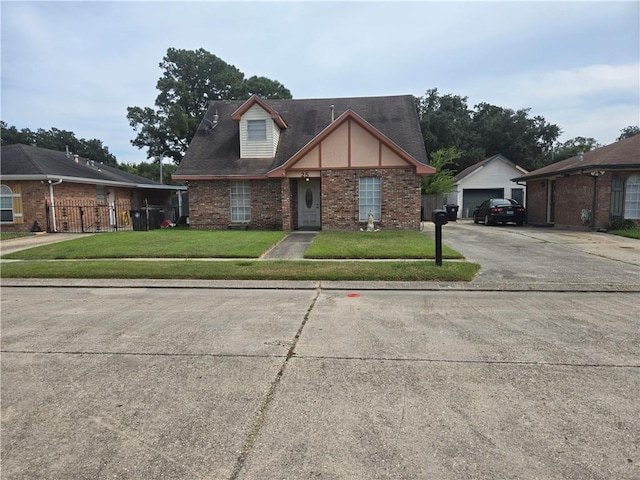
[45,201,179,233]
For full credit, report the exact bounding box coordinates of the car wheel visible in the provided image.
[484,214,492,226]
[516,221,523,226]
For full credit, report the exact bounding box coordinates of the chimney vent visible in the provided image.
[330,104,335,122]
[577,152,584,162]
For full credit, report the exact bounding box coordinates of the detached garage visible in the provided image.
[449,154,528,218]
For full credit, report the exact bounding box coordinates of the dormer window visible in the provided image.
[247,120,267,141]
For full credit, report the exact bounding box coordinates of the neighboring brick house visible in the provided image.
[1,144,187,233]
[173,95,435,231]
[511,134,640,229]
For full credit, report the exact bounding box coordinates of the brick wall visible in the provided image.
[321,168,422,230]
[553,173,616,229]
[188,179,282,230]
[189,170,422,231]
[525,180,548,225]
[1,180,174,232]
[526,172,635,230]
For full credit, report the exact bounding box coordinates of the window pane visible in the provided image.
[1,210,13,222]
[230,181,251,223]
[0,184,13,222]
[247,120,267,141]
[359,177,381,221]
[625,174,640,219]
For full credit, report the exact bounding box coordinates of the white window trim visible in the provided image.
[0,185,15,223]
[624,174,640,220]
[247,119,267,142]
[359,177,381,222]
[230,181,251,223]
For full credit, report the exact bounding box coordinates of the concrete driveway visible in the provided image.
[1,226,639,479]
[423,220,640,288]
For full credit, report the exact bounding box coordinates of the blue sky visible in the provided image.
[2,1,638,165]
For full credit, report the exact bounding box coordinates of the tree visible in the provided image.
[422,147,461,195]
[551,136,600,163]
[119,161,179,185]
[127,48,292,164]
[0,122,118,167]
[617,125,640,141]
[415,89,562,174]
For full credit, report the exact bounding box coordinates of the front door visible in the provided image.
[297,179,321,230]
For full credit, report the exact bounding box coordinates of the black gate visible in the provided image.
[45,201,178,233]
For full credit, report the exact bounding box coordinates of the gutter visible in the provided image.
[1,174,185,191]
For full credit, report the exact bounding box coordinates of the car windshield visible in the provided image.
[491,199,512,206]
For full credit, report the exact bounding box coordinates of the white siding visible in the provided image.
[239,104,280,158]
[452,157,527,217]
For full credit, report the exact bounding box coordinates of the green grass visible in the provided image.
[608,229,640,239]
[0,232,34,241]
[2,230,288,259]
[0,229,478,281]
[306,230,463,259]
[0,259,480,282]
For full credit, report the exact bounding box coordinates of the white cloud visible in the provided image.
[2,0,638,163]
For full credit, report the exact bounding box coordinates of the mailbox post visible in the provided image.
[431,209,449,266]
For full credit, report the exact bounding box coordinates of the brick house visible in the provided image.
[173,95,435,231]
[1,144,187,233]
[511,134,640,229]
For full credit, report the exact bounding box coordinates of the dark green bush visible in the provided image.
[609,218,638,230]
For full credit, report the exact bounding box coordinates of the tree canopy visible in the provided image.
[416,88,562,173]
[0,122,118,167]
[618,125,640,140]
[127,48,292,164]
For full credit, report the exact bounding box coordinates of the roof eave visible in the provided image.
[1,173,183,190]
[512,163,640,182]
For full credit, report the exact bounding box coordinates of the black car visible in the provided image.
[473,198,526,226]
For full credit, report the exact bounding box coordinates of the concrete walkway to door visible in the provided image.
[261,232,318,259]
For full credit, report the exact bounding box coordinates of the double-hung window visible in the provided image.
[247,120,267,141]
[359,177,381,222]
[624,174,640,219]
[0,185,14,223]
[230,181,251,223]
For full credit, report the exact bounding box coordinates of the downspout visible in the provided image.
[48,179,63,232]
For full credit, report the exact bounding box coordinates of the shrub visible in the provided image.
[609,218,638,230]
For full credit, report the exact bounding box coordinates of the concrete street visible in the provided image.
[1,222,639,479]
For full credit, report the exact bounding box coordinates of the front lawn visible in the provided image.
[0,229,479,281]
[306,230,463,259]
[1,230,288,259]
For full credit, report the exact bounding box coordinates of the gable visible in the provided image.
[456,155,527,187]
[237,104,281,159]
[268,110,435,177]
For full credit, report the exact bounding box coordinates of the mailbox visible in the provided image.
[432,209,449,226]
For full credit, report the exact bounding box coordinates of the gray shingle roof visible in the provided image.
[1,144,183,190]
[174,95,429,177]
[512,134,640,181]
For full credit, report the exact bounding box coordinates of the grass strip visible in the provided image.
[0,260,480,282]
